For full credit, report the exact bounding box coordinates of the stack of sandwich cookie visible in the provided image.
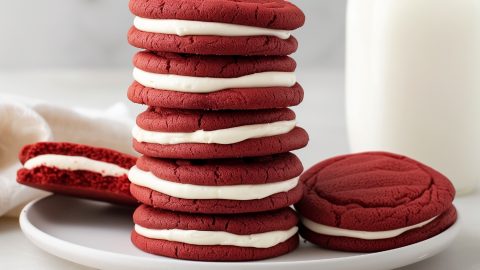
[126,0,307,261]
[295,152,457,252]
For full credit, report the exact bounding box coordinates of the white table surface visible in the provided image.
[0,68,477,270]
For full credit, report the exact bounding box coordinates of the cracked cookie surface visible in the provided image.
[133,51,297,77]
[129,0,305,30]
[134,204,298,233]
[128,81,303,110]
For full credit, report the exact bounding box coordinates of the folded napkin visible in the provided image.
[0,95,135,217]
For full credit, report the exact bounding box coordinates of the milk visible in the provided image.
[346,0,480,194]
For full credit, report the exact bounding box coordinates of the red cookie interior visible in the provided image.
[17,142,138,205]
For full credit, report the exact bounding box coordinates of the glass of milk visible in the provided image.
[346,0,480,194]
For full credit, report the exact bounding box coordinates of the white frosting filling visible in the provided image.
[301,216,438,240]
[134,224,298,248]
[128,166,299,200]
[133,67,297,93]
[133,17,292,39]
[23,154,129,177]
[132,120,296,145]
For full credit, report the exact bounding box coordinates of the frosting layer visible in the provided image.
[133,17,292,39]
[24,154,129,177]
[128,166,299,201]
[132,120,297,145]
[301,216,438,240]
[134,224,298,248]
[133,67,296,93]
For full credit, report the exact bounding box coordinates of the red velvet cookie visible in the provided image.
[128,27,298,56]
[129,153,303,214]
[132,107,308,159]
[128,0,305,55]
[128,51,303,110]
[131,205,300,261]
[129,0,305,30]
[17,142,138,205]
[295,152,457,252]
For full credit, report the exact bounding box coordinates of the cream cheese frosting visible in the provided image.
[301,216,438,240]
[128,166,299,200]
[134,224,298,248]
[133,67,297,93]
[24,154,129,177]
[132,120,296,145]
[133,17,292,39]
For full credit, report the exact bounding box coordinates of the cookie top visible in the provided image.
[19,142,137,169]
[128,81,304,110]
[134,51,296,78]
[136,153,302,185]
[134,204,298,235]
[129,0,305,30]
[136,107,296,132]
[128,28,298,56]
[295,152,456,231]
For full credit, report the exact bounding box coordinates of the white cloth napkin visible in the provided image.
[0,95,135,217]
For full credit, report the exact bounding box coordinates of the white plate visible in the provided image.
[19,195,460,270]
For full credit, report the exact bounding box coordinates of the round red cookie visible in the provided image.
[133,107,308,159]
[128,51,303,110]
[295,152,457,252]
[129,0,305,30]
[131,205,300,261]
[129,153,303,214]
[17,142,138,206]
[128,0,304,55]
[128,27,298,56]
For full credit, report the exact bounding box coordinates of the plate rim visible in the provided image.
[19,196,461,270]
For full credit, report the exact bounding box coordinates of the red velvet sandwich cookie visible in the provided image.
[129,153,303,214]
[131,205,299,261]
[132,107,308,159]
[128,0,305,55]
[17,142,138,205]
[128,51,304,110]
[295,152,457,252]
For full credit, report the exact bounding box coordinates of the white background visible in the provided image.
[0,0,346,70]
[0,1,476,270]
